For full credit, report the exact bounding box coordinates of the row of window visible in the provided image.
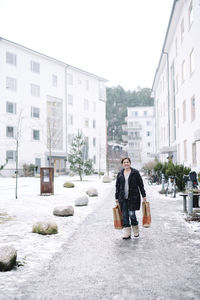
[128,121,152,127]
[68,95,96,112]
[68,114,96,129]
[128,142,151,148]
[6,51,92,90]
[5,149,97,165]
[130,110,149,117]
[6,101,40,118]
[5,126,40,140]
[6,77,41,97]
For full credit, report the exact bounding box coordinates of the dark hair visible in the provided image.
[121,157,131,164]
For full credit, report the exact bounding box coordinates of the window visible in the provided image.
[93,120,96,128]
[191,96,195,122]
[68,73,73,85]
[93,102,96,112]
[132,111,138,117]
[177,108,179,128]
[93,155,96,164]
[85,80,89,90]
[188,0,193,28]
[181,19,184,42]
[146,121,151,126]
[84,99,89,110]
[93,137,96,147]
[176,74,179,93]
[52,74,57,87]
[68,114,73,125]
[6,126,14,138]
[31,84,40,97]
[147,142,151,147]
[6,150,16,161]
[68,94,73,105]
[31,107,40,118]
[143,111,147,116]
[6,77,17,91]
[147,131,151,137]
[184,140,187,161]
[33,130,40,140]
[6,52,17,66]
[182,100,186,122]
[6,102,16,114]
[181,61,185,83]
[192,142,196,166]
[31,60,40,73]
[84,118,89,128]
[189,49,194,75]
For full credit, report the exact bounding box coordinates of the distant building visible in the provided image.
[152,0,200,172]
[0,37,107,176]
[123,106,155,170]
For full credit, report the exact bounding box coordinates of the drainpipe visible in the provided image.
[65,65,70,172]
[163,51,170,147]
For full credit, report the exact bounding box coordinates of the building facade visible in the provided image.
[152,0,200,172]
[125,106,155,170]
[0,38,107,176]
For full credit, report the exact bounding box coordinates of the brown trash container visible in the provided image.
[40,167,54,195]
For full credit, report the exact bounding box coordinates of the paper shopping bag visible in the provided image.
[113,204,123,229]
[142,201,151,228]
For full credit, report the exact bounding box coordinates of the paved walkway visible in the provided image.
[4,183,200,300]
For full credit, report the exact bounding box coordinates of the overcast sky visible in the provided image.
[0,0,174,90]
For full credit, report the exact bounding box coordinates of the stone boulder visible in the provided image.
[53,206,74,217]
[63,182,75,188]
[102,175,112,183]
[75,194,89,206]
[86,187,98,197]
[32,221,58,235]
[0,246,17,271]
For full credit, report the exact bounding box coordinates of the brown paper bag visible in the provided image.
[142,201,151,228]
[113,204,123,229]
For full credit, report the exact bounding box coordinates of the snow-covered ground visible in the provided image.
[0,174,199,293]
[0,174,114,280]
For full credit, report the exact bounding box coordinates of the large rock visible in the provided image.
[102,175,112,183]
[32,221,58,235]
[75,194,89,206]
[53,206,74,217]
[86,187,98,197]
[0,246,17,271]
[63,182,75,188]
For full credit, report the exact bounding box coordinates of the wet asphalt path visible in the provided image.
[8,183,200,300]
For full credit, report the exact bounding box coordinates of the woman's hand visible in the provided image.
[143,197,147,202]
[116,199,119,205]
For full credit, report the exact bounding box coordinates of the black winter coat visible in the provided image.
[115,167,146,211]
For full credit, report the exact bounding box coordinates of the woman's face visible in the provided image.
[122,159,131,169]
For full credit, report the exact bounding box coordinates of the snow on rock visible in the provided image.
[63,182,75,188]
[75,193,89,206]
[102,175,112,183]
[32,221,58,235]
[53,206,74,217]
[0,246,17,271]
[86,187,98,197]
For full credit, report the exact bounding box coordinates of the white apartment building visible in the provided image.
[126,106,155,170]
[0,37,107,176]
[152,0,200,172]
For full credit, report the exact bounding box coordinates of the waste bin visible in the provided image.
[40,167,54,195]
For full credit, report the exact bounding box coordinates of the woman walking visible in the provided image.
[115,157,146,239]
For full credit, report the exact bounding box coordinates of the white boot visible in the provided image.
[132,225,139,237]
[122,227,131,239]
